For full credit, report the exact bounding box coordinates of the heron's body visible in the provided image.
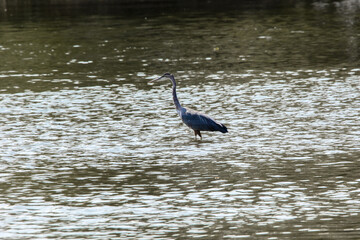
[149,73,228,139]
[179,107,227,138]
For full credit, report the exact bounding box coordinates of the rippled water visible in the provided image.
[1,2,360,239]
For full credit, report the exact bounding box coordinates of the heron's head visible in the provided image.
[148,73,174,84]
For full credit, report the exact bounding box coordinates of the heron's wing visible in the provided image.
[181,108,227,133]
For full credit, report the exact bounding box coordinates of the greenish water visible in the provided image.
[1,1,360,239]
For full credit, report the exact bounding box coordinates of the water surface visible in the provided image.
[1,1,360,239]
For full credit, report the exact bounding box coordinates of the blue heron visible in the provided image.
[149,73,228,139]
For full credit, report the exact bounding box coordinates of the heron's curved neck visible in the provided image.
[170,77,181,110]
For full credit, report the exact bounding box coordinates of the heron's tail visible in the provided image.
[219,123,228,133]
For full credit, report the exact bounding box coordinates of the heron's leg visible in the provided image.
[194,130,202,140]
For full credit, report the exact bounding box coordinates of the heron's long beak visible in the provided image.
[148,75,164,84]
